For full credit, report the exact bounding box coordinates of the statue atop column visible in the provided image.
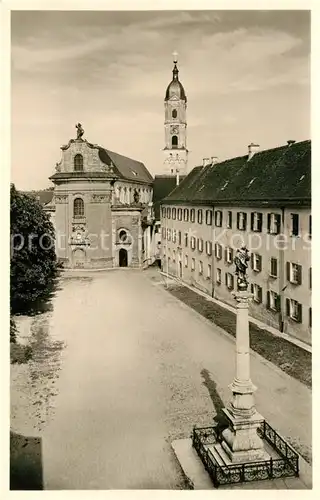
[75,123,84,140]
[234,245,250,291]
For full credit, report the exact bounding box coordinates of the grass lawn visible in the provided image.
[167,284,311,389]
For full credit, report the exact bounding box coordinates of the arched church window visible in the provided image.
[172,135,178,148]
[74,198,84,218]
[74,154,84,171]
[172,109,177,118]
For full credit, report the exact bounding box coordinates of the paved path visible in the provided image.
[11,268,311,489]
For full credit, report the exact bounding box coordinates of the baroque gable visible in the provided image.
[58,139,115,175]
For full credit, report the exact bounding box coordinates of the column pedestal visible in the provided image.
[219,290,269,464]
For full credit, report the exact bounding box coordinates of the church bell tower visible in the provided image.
[163,53,188,178]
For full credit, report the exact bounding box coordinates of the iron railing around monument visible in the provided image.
[192,421,299,487]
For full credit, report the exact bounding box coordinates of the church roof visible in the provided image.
[163,140,311,207]
[24,189,54,205]
[165,62,187,102]
[98,147,153,184]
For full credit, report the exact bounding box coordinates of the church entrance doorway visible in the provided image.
[119,248,128,267]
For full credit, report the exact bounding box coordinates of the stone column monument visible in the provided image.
[218,246,269,463]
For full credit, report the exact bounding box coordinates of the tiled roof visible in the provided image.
[164,140,311,207]
[24,189,54,205]
[98,148,153,184]
[152,175,186,219]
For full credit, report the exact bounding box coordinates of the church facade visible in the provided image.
[49,125,153,269]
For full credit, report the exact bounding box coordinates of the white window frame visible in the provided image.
[269,257,278,278]
[269,290,278,311]
[206,241,212,256]
[253,253,261,272]
[215,210,223,227]
[191,236,196,250]
[269,213,279,235]
[289,299,299,321]
[226,247,233,264]
[207,264,212,280]
[226,272,233,290]
[252,212,261,232]
[184,254,188,268]
[238,212,246,230]
[198,238,203,252]
[173,250,176,263]
[216,268,222,284]
[191,258,195,271]
[252,283,261,303]
[172,229,176,243]
[215,243,222,259]
[289,263,299,284]
[199,260,203,275]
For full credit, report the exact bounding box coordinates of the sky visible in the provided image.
[11,9,310,190]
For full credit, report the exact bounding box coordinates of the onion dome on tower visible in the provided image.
[165,53,187,102]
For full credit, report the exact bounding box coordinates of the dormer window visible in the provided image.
[74,154,84,172]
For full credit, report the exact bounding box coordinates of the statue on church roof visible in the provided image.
[76,123,84,140]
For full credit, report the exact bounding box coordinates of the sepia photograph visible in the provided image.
[8,5,311,492]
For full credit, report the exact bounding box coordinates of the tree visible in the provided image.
[10,184,58,317]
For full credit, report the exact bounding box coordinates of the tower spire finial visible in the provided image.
[173,50,178,64]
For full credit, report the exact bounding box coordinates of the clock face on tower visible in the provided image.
[170,125,179,135]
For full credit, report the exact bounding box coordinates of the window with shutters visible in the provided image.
[287,262,302,285]
[216,268,222,284]
[215,243,222,260]
[178,208,182,221]
[287,298,302,322]
[237,212,247,230]
[197,209,203,224]
[291,213,299,236]
[73,198,84,218]
[267,213,281,234]
[215,210,223,227]
[184,254,188,268]
[167,207,171,219]
[207,264,212,279]
[251,212,263,232]
[184,232,189,247]
[251,283,262,303]
[197,238,203,252]
[184,208,189,222]
[252,253,262,272]
[269,257,278,278]
[267,290,280,311]
[178,231,182,246]
[199,261,203,275]
[172,208,176,220]
[206,210,213,225]
[191,258,195,271]
[191,236,196,250]
[226,272,234,290]
[206,241,212,256]
[225,247,233,264]
[190,209,195,223]
[227,211,232,229]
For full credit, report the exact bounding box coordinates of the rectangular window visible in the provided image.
[173,250,176,262]
[178,231,182,246]
[184,208,189,222]
[172,208,176,220]
[287,262,302,285]
[309,215,312,239]
[167,207,171,219]
[216,268,222,284]
[206,241,212,256]
[178,208,182,221]
[251,212,263,232]
[172,229,176,243]
[225,247,234,264]
[197,238,203,253]
[252,253,262,272]
[270,257,278,278]
[309,307,312,328]
[291,213,299,236]
[206,210,213,225]
[191,236,196,250]
[215,210,223,227]
[286,298,302,323]
[227,211,232,229]
[251,283,262,303]
[162,227,166,239]
[162,207,166,218]
[191,258,195,271]
[267,290,280,312]
[237,212,247,230]
[215,243,222,260]
[197,209,203,224]
[190,209,195,223]
[267,213,281,235]
[199,261,203,275]
[184,232,189,247]
[207,264,212,280]
[225,272,234,290]
[184,254,188,268]
[309,267,312,289]
[167,228,171,241]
